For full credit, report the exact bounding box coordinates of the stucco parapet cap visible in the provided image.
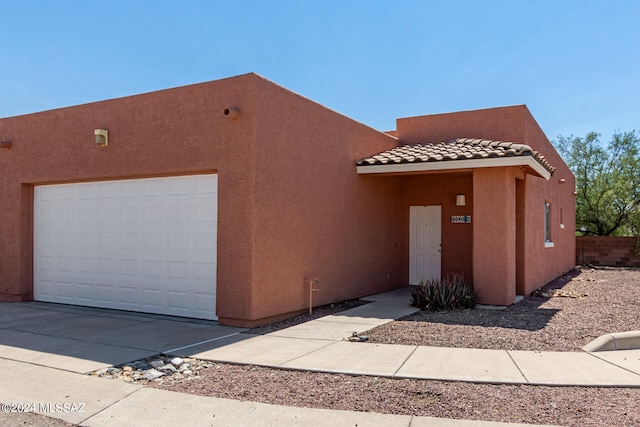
[356,137,556,175]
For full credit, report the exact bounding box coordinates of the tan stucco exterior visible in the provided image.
[0,74,575,326]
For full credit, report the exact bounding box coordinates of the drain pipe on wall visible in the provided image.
[304,278,319,315]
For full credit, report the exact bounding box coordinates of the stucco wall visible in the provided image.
[0,77,578,325]
[233,78,403,325]
[0,73,408,326]
[520,109,576,294]
[401,173,473,282]
[394,105,576,301]
[472,167,519,305]
[0,74,260,322]
[396,105,527,145]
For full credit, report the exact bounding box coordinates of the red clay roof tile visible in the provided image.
[357,138,555,174]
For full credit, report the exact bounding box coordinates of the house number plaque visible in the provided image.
[451,215,471,223]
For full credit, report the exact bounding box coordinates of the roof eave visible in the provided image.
[356,156,552,180]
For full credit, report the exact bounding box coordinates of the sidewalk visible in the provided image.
[0,358,553,427]
[179,288,640,387]
[1,287,639,426]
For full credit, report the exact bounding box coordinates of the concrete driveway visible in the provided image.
[0,302,245,374]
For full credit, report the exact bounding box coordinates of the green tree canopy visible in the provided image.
[555,130,640,236]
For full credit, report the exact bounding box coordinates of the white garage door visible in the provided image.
[34,174,218,320]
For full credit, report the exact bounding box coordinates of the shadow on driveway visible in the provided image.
[0,302,245,373]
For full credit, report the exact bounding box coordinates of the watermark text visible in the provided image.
[1,402,85,414]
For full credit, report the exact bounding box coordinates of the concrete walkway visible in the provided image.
[1,288,639,426]
[181,288,640,387]
[0,358,551,427]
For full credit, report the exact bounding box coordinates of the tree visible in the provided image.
[555,130,640,236]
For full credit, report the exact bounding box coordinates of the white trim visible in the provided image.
[357,156,551,180]
[544,241,555,248]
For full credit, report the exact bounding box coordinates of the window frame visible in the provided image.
[544,200,554,247]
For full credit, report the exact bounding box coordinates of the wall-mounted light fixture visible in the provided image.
[223,107,240,120]
[559,178,566,184]
[0,140,12,149]
[94,129,108,147]
[456,194,466,206]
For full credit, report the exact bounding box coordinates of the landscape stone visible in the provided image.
[90,354,215,383]
[150,360,165,368]
[170,357,184,367]
[158,365,178,373]
[143,369,166,381]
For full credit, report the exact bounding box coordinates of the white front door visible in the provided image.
[409,206,442,285]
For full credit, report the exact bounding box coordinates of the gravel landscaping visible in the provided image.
[7,268,638,426]
[366,266,640,351]
[16,267,635,425]
[139,267,639,426]
[6,268,640,427]
[149,364,639,427]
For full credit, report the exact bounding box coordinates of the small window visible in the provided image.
[560,207,565,229]
[544,201,554,247]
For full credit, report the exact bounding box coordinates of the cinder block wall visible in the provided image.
[576,236,640,267]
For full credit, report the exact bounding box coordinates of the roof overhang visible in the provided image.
[356,155,551,180]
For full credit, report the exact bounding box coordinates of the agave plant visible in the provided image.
[410,274,475,311]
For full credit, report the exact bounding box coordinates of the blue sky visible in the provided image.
[1,1,638,141]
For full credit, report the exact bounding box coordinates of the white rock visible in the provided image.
[158,364,177,373]
[143,369,166,381]
[170,357,184,367]
[150,360,165,368]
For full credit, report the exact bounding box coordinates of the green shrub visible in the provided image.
[410,274,476,311]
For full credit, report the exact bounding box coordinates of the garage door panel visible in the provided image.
[167,204,190,222]
[142,289,163,307]
[143,260,163,277]
[143,205,164,222]
[167,291,189,309]
[194,293,216,311]
[143,232,163,250]
[97,258,117,274]
[119,259,139,275]
[167,233,189,251]
[37,255,55,271]
[194,233,216,252]
[76,283,94,301]
[39,232,56,249]
[57,257,74,272]
[120,233,139,251]
[194,262,216,280]
[98,233,117,250]
[167,261,189,279]
[34,174,217,320]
